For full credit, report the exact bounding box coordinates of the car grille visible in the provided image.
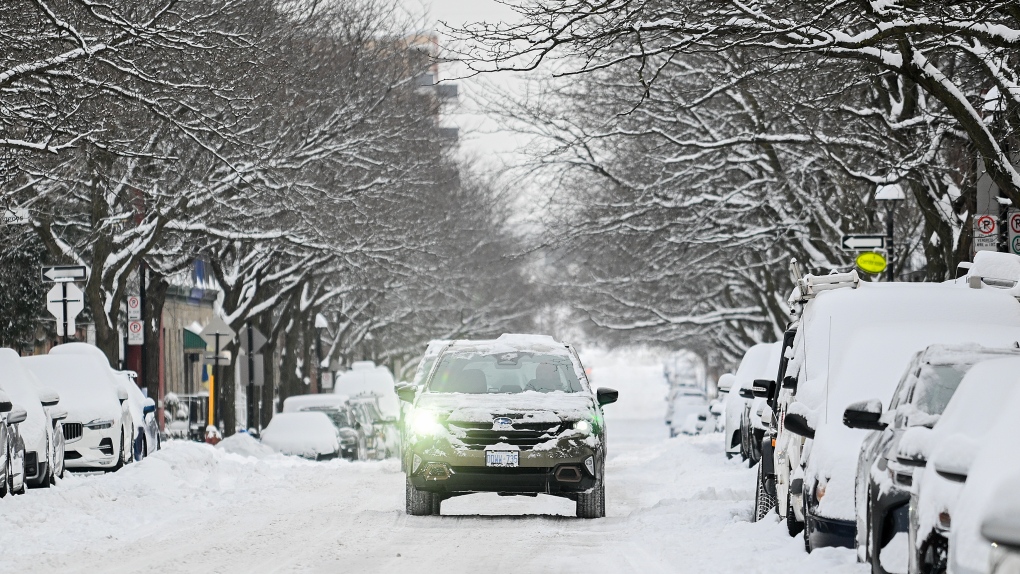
[63,423,83,442]
[447,420,562,450]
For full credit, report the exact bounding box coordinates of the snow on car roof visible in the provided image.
[789,281,1020,395]
[732,342,780,391]
[260,411,339,458]
[282,394,351,413]
[22,353,123,423]
[333,362,398,418]
[967,251,1020,283]
[919,343,1020,366]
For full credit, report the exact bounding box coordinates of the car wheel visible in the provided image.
[752,462,776,522]
[431,494,442,516]
[0,447,9,498]
[113,435,125,471]
[405,476,434,516]
[576,459,605,519]
[786,491,804,536]
[919,534,948,574]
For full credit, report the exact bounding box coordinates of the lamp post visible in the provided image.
[876,184,905,282]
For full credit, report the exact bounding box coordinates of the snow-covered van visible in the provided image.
[773,272,1020,552]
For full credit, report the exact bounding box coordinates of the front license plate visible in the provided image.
[485,450,519,467]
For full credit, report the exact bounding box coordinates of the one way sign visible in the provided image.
[841,234,887,251]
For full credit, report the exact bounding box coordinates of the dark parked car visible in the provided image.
[846,344,1020,574]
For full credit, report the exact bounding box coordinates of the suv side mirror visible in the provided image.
[896,426,932,466]
[143,398,157,415]
[784,412,815,439]
[716,373,735,393]
[117,387,129,403]
[782,376,798,390]
[751,379,774,399]
[738,387,754,399]
[843,400,886,430]
[395,383,416,403]
[932,435,977,482]
[0,391,12,413]
[39,389,60,407]
[596,387,619,406]
[50,408,68,421]
[7,407,27,425]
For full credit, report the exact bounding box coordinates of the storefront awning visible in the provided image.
[183,328,206,351]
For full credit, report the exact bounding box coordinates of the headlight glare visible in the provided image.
[574,420,592,435]
[411,410,441,437]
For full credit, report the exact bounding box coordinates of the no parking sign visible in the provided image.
[1009,210,1020,255]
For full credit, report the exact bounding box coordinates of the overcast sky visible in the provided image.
[402,0,528,171]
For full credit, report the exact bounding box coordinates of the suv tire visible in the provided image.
[576,460,605,519]
[405,476,434,516]
[752,462,776,522]
[786,492,803,536]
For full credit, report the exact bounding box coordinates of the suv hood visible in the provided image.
[415,392,595,424]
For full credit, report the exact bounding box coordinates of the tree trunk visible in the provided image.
[143,269,169,429]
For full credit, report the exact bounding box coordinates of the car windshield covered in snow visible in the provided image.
[426,350,584,394]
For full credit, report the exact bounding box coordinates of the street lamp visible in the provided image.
[876,183,906,282]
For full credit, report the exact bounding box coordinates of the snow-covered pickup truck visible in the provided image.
[398,334,618,518]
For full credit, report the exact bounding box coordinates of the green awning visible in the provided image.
[183,328,206,351]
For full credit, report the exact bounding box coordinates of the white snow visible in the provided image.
[259,411,340,459]
[282,393,351,413]
[0,348,51,456]
[332,361,399,419]
[22,353,124,425]
[0,348,867,573]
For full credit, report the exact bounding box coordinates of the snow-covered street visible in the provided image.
[0,352,865,573]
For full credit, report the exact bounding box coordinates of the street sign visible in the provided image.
[974,214,999,252]
[248,327,268,355]
[127,320,144,345]
[200,316,235,348]
[41,265,88,282]
[46,282,84,337]
[204,353,231,365]
[127,296,141,320]
[841,234,887,251]
[1,207,29,225]
[855,252,888,275]
[1008,210,1020,256]
[238,351,265,387]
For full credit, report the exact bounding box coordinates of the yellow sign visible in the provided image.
[856,251,887,274]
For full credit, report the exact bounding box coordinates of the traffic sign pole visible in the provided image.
[61,281,69,344]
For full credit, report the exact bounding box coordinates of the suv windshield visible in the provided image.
[427,351,584,394]
[911,364,969,415]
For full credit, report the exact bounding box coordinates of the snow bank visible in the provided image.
[216,433,277,459]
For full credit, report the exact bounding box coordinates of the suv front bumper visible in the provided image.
[408,446,601,495]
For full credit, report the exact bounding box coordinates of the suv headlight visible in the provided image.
[410,410,441,437]
[84,419,114,430]
[573,420,592,435]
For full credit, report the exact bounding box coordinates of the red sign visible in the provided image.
[1010,212,1020,234]
[976,215,997,236]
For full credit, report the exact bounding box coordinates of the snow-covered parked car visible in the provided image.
[335,361,400,459]
[902,357,1020,574]
[23,348,134,472]
[0,390,27,496]
[48,344,158,461]
[399,334,618,518]
[722,343,773,461]
[774,273,1020,552]
[846,344,1020,574]
[739,341,785,467]
[282,394,366,460]
[0,348,66,488]
[666,386,708,437]
[976,472,1020,574]
[260,411,342,460]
